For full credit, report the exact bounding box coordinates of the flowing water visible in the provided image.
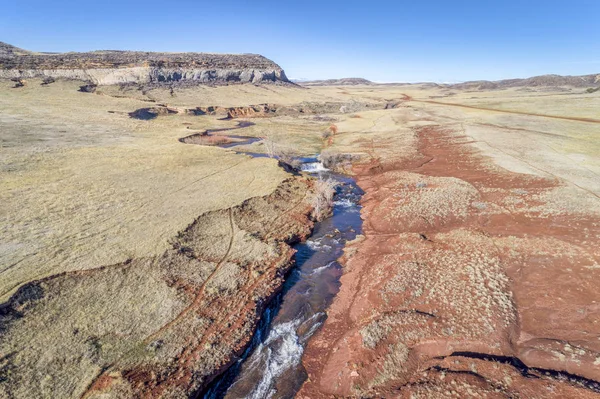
[201,131,363,399]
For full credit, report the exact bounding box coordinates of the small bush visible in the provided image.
[322,130,333,140]
[586,87,599,94]
[10,77,26,88]
[41,76,56,86]
[79,84,97,93]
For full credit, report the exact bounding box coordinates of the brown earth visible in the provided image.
[299,121,600,397]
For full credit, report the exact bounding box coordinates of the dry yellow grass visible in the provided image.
[0,79,297,301]
[2,77,599,399]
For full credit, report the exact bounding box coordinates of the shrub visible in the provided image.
[586,87,599,93]
[322,130,333,140]
[322,125,338,145]
[41,76,56,85]
[10,77,26,88]
[79,84,97,93]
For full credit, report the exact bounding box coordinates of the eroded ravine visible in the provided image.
[207,172,362,399]
[181,127,365,398]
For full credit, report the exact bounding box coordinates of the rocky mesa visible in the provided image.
[0,41,289,85]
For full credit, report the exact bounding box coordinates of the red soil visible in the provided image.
[299,125,600,397]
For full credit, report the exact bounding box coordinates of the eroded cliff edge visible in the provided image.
[0,41,289,85]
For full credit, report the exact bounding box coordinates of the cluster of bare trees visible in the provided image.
[311,177,338,221]
[318,150,360,172]
[262,137,302,169]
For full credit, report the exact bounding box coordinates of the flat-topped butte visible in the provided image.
[0,41,289,85]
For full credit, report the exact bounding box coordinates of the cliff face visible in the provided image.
[0,42,289,85]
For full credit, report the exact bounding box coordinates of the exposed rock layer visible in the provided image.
[127,101,386,120]
[0,41,289,85]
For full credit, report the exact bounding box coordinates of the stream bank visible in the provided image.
[186,125,364,399]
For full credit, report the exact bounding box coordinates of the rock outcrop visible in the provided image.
[0,41,289,85]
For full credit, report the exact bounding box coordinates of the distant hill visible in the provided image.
[296,73,600,89]
[297,77,374,86]
[449,73,600,90]
[0,41,289,85]
[0,42,32,56]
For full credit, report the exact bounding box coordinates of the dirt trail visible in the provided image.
[405,94,600,124]
[299,123,600,398]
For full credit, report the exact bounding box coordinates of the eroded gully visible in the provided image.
[183,123,364,399]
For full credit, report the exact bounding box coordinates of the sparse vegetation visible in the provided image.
[322,124,338,145]
[41,76,56,85]
[2,68,600,399]
[586,87,599,93]
[10,77,25,88]
[78,83,97,93]
[263,138,277,158]
[313,115,337,122]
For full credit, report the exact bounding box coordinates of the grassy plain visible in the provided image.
[1,77,599,398]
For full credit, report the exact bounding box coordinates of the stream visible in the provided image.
[199,126,364,399]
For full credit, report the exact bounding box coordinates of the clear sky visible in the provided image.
[2,0,599,82]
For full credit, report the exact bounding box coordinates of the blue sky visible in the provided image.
[2,0,599,82]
